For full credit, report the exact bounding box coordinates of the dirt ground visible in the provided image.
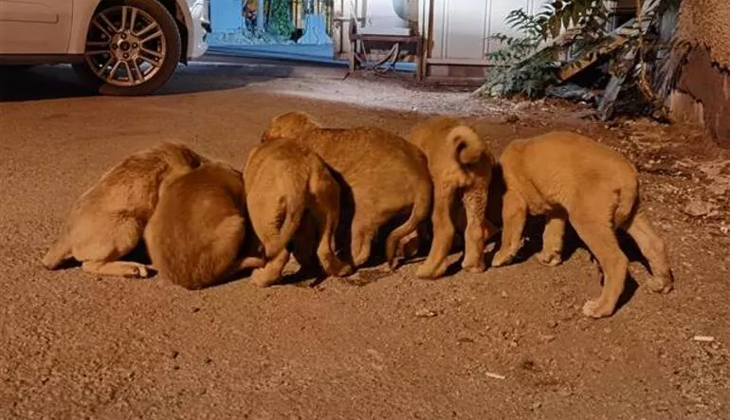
[1,59,729,420]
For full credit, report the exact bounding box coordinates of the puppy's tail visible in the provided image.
[264,198,303,259]
[41,234,72,270]
[447,125,487,167]
[385,181,433,269]
[614,176,640,228]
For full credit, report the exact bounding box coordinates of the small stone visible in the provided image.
[557,388,572,397]
[548,320,558,328]
[531,402,542,410]
[540,334,557,343]
[501,291,508,298]
[683,200,714,217]
[415,308,438,318]
[170,350,179,359]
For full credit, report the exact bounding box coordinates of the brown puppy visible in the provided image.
[492,131,674,318]
[262,111,433,270]
[407,116,495,278]
[243,137,353,287]
[42,142,208,278]
[144,162,264,290]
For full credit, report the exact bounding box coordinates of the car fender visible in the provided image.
[67,0,195,58]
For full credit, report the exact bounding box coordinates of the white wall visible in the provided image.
[425,0,550,64]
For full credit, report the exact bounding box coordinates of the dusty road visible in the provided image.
[1,57,729,420]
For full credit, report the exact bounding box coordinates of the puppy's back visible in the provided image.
[145,163,246,289]
[73,142,207,221]
[300,126,429,182]
[502,131,638,198]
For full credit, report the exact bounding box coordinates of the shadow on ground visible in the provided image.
[0,60,295,102]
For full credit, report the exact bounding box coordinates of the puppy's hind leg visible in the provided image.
[310,169,353,277]
[217,215,265,283]
[461,184,488,273]
[385,181,432,271]
[248,203,299,287]
[82,260,151,278]
[491,190,527,267]
[416,184,456,279]
[536,212,567,267]
[350,212,377,268]
[624,208,673,294]
[571,211,628,319]
[76,217,150,278]
[251,249,291,287]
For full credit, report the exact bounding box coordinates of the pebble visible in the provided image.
[683,199,714,217]
[415,308,438,318]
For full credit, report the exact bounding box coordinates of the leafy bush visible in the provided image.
[267,0,295,37]
[480,0,610,98]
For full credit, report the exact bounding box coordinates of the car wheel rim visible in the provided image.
[84,5,167,87]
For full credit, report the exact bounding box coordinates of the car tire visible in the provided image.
[72,0,182,96]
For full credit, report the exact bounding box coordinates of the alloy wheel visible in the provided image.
[84,5,168,87]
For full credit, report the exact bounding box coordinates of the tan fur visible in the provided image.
[243,137,353,287]
[406,117,495,279]
[492,131,674,318]
[263,111,433,270]
[42,142,208,278]
[143,162,264,290]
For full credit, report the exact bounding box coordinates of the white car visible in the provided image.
[0,0,211,95]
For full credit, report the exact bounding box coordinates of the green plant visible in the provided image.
[539,0,608,41]
[479,0,611,98]
[267,0,294,37]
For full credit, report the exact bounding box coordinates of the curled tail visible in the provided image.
[41,234,72,270]
[263,197,303,259]
[447,125,487,166]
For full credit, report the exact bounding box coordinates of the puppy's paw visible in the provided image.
[123,264,150,279]
[327,260,355,278]
[137,265,150,278]
[461,259,486,273]
[536,251,562,267]
[646,274,674,294]
[400,237,420,259]
[581,299,615,319]
[491,250,513,268]
[251,268,279,288]
[415,261,447,280]
[387,256,405,272]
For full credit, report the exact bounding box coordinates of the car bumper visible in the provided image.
[187,0,210,59]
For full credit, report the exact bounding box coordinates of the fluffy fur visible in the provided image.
[407,116,495,279]
[243,137,353,287]
[144,162,264,290]
[42,142,208,278]
[262,111,433,270]
[492,131,674,318]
